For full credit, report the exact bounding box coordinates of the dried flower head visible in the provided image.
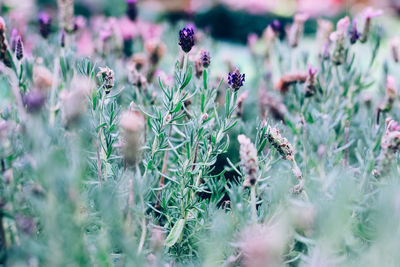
[288,13,309,48]
[178,27,195,53]
[33,65,53,91]
[126,0,138,21]
[0,17,12,68]
[391,37,400,63]
[267,126,294,160]
[15,35,24,61]
[119,110,144,165]
[360,7,383,43]
[200,49,210,68]
[38,12,51,39]
[349,19,361,44]
[97,66,115,93]
[228,68,245,91]
[276,72,307,93]
[10,28,18,52]
[304,64,318,97]
[238,134,259,186]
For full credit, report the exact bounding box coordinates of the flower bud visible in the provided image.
[200,49,210,68]
[266,126,294,160]
[15,35,24,61]
[97,66,114,93]
[360,7,383,43]
[288,13,309,48]
[349,19,361,45]
[390,37,400,63]
[238,134,259,186]
[228,68,245,91]
[178,27,195,53]
[304,64,318,97]
[126,0,138,21]
[38,12,51,39]
[0,17,12,68]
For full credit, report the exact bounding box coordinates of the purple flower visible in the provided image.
[200,49,210,68]
[15,36,23,61]
[178,27,195,53]
[10,28,18,52]
[126,0,138,21]
[269,20,282,36]
[38,12,51,39]
[24,90,46,113]
[349,19,361,44]
[228,68,245,91]
[307,64,317,77]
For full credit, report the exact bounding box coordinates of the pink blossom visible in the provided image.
[337,16,350,34]
[118,16,139,40]
[307,63,317,76]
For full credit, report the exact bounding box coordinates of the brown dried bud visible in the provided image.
[276,72,307,93]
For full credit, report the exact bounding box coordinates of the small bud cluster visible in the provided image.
[238,134,259,186]
[228,68,245,91]
[266,126,294,160]
[97,66,115,93]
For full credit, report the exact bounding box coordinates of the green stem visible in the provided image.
[251,185,257,224]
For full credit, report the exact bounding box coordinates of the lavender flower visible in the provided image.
[238,134,259,186]
[349,19,361,44]
[24,90,46,113]
[360,7,383,43]
[269,20,283,37]
[126,0,138,21]
[288,13,309,48]
[38,12,51,39]
[60,29,66,48]
[200,49,210,68]
[10,28,18,52]
[228,68,245,91]
[330,16,350,65]
[267,126,294,160]
[0,17,12,68]
[178,27,195,53]
[391,37,400,63]
[15,36,24,61]
[119,110,144,165]
[97,67,115,93]
[304,64,318,97]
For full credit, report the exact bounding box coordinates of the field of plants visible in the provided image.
[1,0,400,266]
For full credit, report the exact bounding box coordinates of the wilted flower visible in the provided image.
[10,28,18,52]
[15,35,24,60]
[200,49,210,68]
[259,89,287,122]
[60,29,66,48]
[119,110,144,165]
[304,64,318,97]
[33,65,53,91]
[390,37,400,63]
[178,27,195,53]
[97,66,115,93]
[360,7,383,43]
[374,118,400,176]
[238,134,259,186]
[0,17,12,68]
[379,75,397,113]
[57,0,75,32]
[288,13,309,48]
[330,16,350,65]
[267,126,294,160]
[349,19,361,44]
[228,68,245,91]
[276,72,307,93]
[38,12,51,39]
[236,90,248,118]
[126,0,138,21]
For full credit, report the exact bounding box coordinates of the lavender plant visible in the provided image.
[0,3,400,267]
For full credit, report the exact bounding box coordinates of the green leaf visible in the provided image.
[172,101,182,113]
[200,92,205,113]
[223,120,238,133]
[203,70,207,90]
[165,219,186,247]
[180,66,192,90]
